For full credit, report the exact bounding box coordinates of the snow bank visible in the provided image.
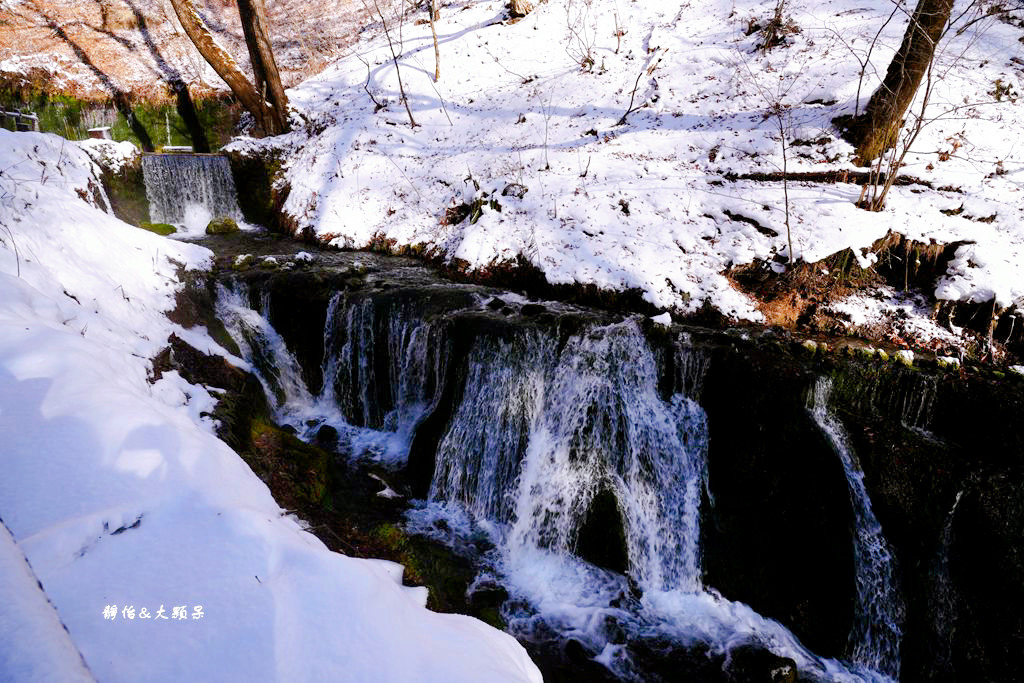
[250,0,1024,320]
[0,130,540,682]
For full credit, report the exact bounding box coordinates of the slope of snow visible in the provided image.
[0,130,540,682]
[239,0,1024,321]
[0,522,93,682]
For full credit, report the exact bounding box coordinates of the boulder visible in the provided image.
[206,216,240,234]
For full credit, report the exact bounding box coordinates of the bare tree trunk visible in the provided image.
[167,0,285,135]
[429,0,440,81]
[843,0,953,163]
[236,0,289,133]
[172,80,210,152]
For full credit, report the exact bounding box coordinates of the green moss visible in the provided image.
[232,254,257,271]
[138,222,175,236]
[103,159,150,227]
[369,522,482,614]
[206,217,239,235]
[226,151,287,230]
[248,418,334,508]
[0,85,236,150]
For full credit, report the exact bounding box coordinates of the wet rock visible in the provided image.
[467,580,509,610]
[315,424,339,449]
[564,638,593,665]
[206,216,239,234]
[699,347,855,657]
[487,296,507,310]
[948,471,1024,681]
[574,486,629,574]
[520,303,546,317]
[724,644,797,682]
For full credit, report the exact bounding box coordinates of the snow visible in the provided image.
[650,312,672,326]
[231,0,1024,323]
[0,130,540,683]
[895,350,915,367]
[77,139,139,175]
[826,287,963,350]
[1011,365,1024,377]
[0,522,93,682]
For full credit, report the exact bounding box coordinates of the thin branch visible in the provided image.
[369,0,418,128]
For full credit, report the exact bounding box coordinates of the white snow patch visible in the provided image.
[651,312,672,326]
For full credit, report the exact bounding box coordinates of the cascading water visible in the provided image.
[504,322,709,593]
[214,270,906,682]
[925,487,964,677]
[215,281,318,420]
[217,283,451,462]
[322,294,445,462]
[428,321,710,591]
[141,153,242,228]
[418,321,888,682]
[808,378,905,679]
[429,330,552,524]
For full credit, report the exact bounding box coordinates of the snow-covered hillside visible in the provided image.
[241,0,1024,325]
[0,130,541,682]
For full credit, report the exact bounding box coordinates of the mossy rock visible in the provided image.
[138,221,176,236]
[206,217,240,235]
[248,418,334,508]
[232,254,256,271]
[370,522,481,614]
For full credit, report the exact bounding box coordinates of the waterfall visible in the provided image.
[213,277,906,680]
[420,323,891,681]
[426,321,709,591]
[506,322,709,593]
[926,488,964,677]
[141,153,242,227]
[215,281,316,421]
[322,295,445,463]
[898,375,937,435]
[429,330,552,524]
[808,378,905,679]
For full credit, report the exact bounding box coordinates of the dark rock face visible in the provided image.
[574,486,629,574]
[948,472,1024,682]
[699,347,856,658]
[314,424,339,449]
[823,361,1024,682]
[225,149,290,233]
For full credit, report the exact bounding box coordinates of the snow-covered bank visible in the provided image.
[0,130,540,682]
[242,0,1024,325]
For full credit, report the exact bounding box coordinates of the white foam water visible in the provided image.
[141,153,242,226]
